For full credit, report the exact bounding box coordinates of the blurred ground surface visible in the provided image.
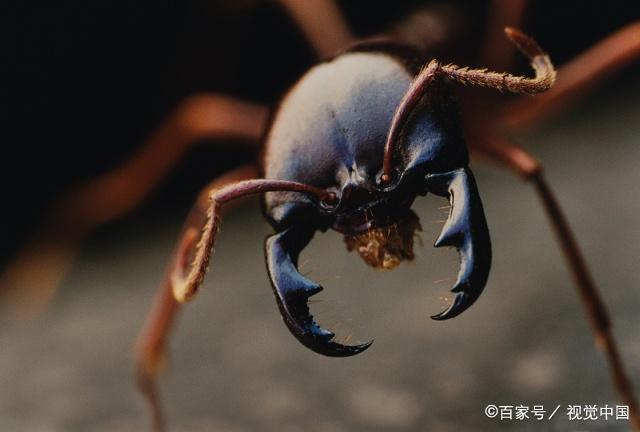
[1,77,640,432]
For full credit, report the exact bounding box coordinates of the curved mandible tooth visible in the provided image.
[265,225,373,357]
[433,207,461,248]
[425,168,492,321]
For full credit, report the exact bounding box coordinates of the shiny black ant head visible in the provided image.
[264,46,493,357]
[264,27,556,357]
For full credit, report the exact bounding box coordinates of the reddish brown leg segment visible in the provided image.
[277,0,353,58]
[1,95,268,315]
[470,134,640,431]
[500,21,640,130]
[479,0,529,70]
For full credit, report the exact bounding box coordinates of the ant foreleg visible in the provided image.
[468,132,640,430]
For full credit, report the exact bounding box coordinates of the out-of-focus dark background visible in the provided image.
[1,1,640,431]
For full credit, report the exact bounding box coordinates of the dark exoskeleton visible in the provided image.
[262,41,493,356]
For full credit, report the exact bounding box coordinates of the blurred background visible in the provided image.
[1,1,639,431]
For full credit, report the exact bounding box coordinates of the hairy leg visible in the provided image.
[0,95,268,314]
[468,132,640,430]
[499,21,640,130]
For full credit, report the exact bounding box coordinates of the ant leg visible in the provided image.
[1,95,268,315]
[469,133,640,430]
[479,0,529,70]
[135,164,258,432]
[499,21,640,130]
[276,0,353,58]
